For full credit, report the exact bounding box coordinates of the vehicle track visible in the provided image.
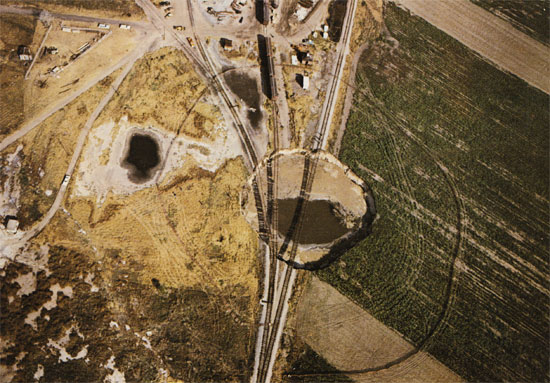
[286,82,466,378]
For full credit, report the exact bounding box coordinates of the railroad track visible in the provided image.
[256,0,357,381]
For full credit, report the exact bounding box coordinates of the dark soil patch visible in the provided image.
[277,198,349,245]
[327,0,347,42]
[122,133,161,183]
[224,71,263,128]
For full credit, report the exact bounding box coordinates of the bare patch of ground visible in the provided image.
[296,277,463,382]
[24,21,138,121]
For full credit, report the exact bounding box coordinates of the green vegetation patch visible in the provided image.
[319,3,549,382]
[470,0,549,45]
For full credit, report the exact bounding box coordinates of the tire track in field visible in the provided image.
[326,83,465,375]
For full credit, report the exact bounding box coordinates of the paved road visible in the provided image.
[0,5,151,28]
[393,0,550,94]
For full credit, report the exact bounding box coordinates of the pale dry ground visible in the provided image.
[24,23,139,119]
[392,0,550,94]
[0,68,120,226]
[297,277,463,382]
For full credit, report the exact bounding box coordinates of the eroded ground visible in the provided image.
[1,42,260,381]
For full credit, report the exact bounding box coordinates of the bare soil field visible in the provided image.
[393,0,550,94]
[1,45,260,381]
[319,3,549,381]
[295,277,462,382]
[24,22,138,123]
[0,69,117,229]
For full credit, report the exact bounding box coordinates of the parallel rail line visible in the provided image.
[256,0,357,381]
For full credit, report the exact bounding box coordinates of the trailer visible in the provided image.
[265,36,278,100]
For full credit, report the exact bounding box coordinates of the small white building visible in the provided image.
[323,24,329,32]
[98,23,110,29]
[291,55,298,65]
[322,32,328,39]
[62,26,72,32]
[302,75,309,90]
[6,218,19,234]
[119,24,131,30]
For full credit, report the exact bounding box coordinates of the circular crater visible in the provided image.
[240,149,376,270]
[121,132,161,183]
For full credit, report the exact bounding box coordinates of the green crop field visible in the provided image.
[318,3,549,382]
[471,0,549,45]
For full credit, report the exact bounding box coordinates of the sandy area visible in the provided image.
[74,113,244,203]
[24,22,139,120]
[393,0,550,94]
[297,277,463,382]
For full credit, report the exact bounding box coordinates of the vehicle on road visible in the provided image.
[173,25,185,31]
[61,174,71,186]
[97,23,110,29]
[164,12,172,18]
[187,37,194,47]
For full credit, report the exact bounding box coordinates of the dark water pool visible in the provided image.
[122,133,160,183]
[276,198,349,245]
[223,71,263,128]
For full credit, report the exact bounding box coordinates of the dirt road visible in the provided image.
[392,0,550,94]
[296,277,463,382]
[0,23,153,152]
[1,36,157,262]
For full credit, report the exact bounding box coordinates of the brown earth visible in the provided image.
[94,47,217,139]
[0,68,119,229]
[295,277,463,382]
[24,22,138,123]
